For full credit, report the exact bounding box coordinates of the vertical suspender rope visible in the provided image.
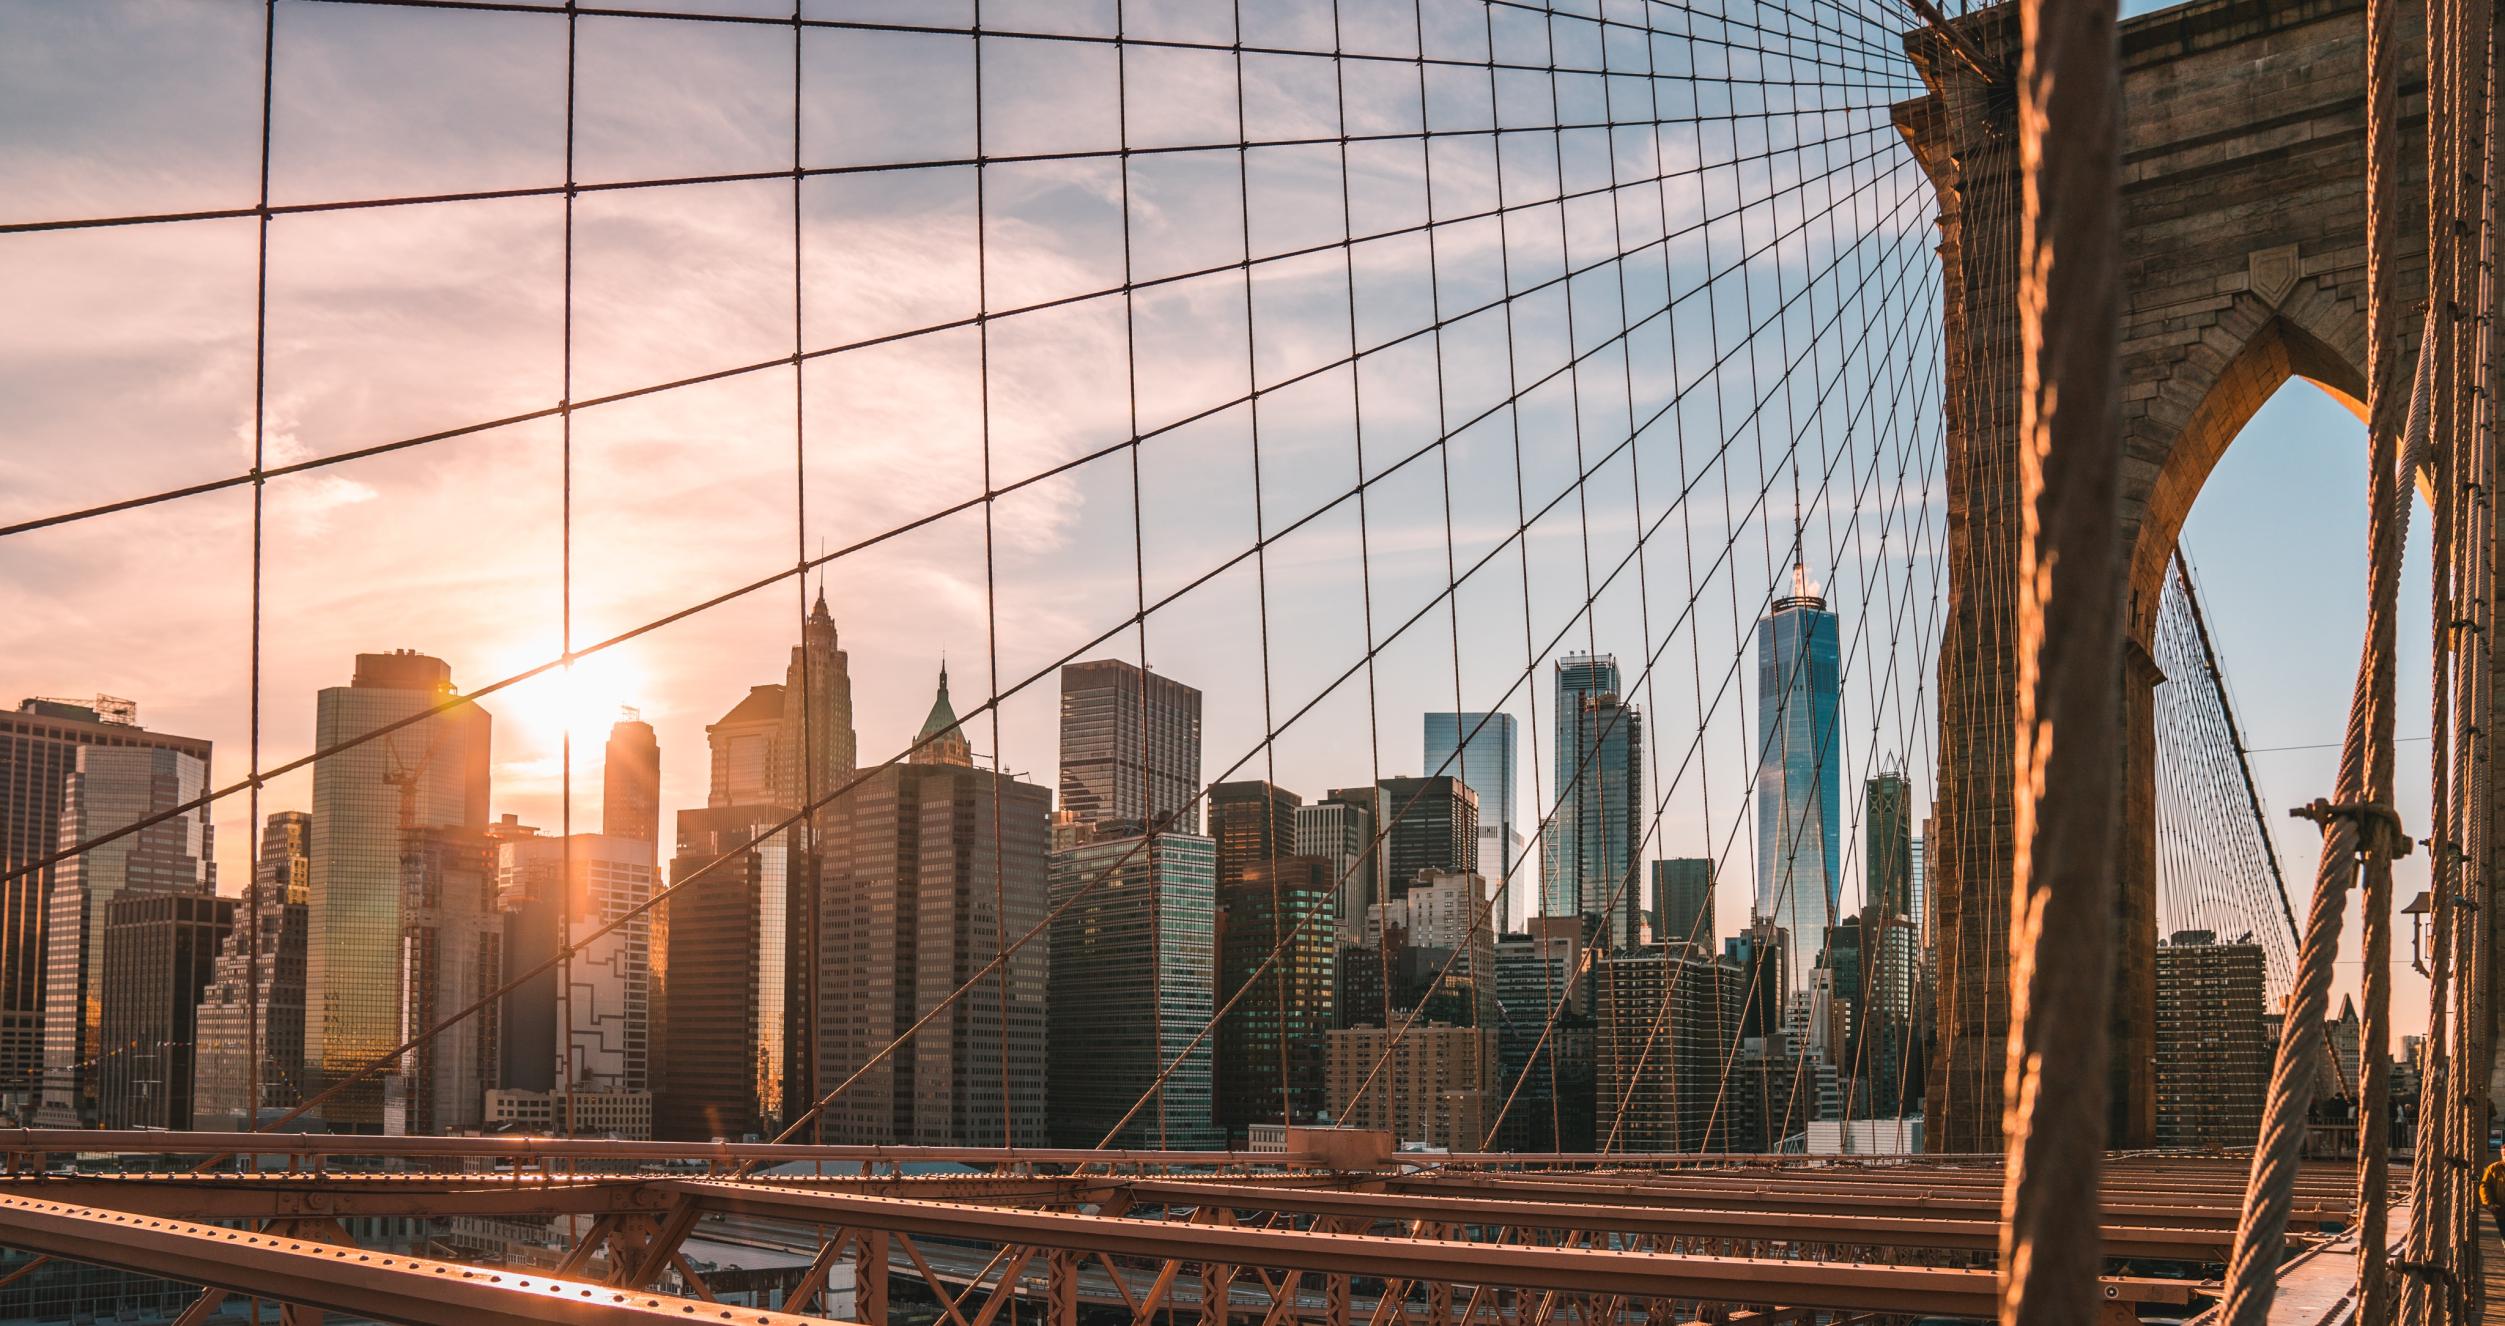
[2226,0,2421,1315]
[2222,269,2434,1326]
[1997,4,2123,1324]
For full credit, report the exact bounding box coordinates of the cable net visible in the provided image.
[1,0,1948,1156]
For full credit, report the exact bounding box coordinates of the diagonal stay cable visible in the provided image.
[0,121,1916,907]
[190,118,1927,1159]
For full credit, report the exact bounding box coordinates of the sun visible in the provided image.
[513,650,646,752]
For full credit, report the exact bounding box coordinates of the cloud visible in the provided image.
[3,0,1952,954]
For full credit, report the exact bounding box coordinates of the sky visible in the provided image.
[0,0,2430,1034]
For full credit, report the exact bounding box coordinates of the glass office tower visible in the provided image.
[1424,712,1521,924]
[1753,572,1841,994]
[1547,656,1644,948]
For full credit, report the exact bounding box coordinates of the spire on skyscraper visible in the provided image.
[913,663,974,767]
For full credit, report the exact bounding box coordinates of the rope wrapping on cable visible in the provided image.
[2219,302,2436,1326]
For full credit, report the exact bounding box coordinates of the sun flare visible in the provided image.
[510,651,645,752]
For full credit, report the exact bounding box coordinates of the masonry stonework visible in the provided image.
[1897,0,2425,1153]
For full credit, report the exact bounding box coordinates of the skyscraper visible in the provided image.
[36,742,216,1126]
[1649,858,1715,949]
[1423,712,1522,922]
[1593,947,1740,1151]
[494,832,659,1104]
[776,588,858,823]
[1208,780,1306,1138]
[1297,791,1377,946]
[306,650,493,1128]
[1047,823,1220,1148]
[706,686,786,808]
[1840,909,1921,1118]
[1209,781,1301,891]
[2154,930,2268,1148]
[1058,659,1203,834]
[653,804,786,1141]
[1491,919,1595,1151]
[1754,571,1841,993]
[1215,855,1337,1137]
[1864,771,1913,920]
[817,669,1053,1146]
[1547,655,1644,949]
[384,826,499,1135]
[602,712,661,858]
[1,697,209,1104]
[95,891,233,1130]
[1376,775,1480,900]
[192,810,312,1130]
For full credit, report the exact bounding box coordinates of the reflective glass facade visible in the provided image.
[191,811,311,1129]
[1046,828,1219,1148]
[306,652,492,1129]
[0,699,211,1099]
[36,743,213,1126]
[1423,712,1520,913]
[1753,594,1840,993]
[1057,660,1203,835]
[1546,655,1644,948]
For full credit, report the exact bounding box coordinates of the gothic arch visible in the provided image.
[2125,293,2369,645]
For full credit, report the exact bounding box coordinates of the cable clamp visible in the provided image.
[2394,1259,2459,1290]
[2290,799,2414,858]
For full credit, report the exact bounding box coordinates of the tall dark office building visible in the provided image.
[1593,947,1740,1151]
[1058,659,1203,834]
[96,892,233,1130]
[1547,655,1644,949]
[1864,772,1913,920]
[306,651,492,1128]
[1492,917,1594,1151]
[1649,859,1715,949]
[1755,571,1842,993]
[1831,909,1921,1117]
[1726,919,1790,1042]
[1215,855,1338,1137]
[816,669,1053,1146]
[602,713,661,859]
[1047,823,1220,1148]
[192,811,312,1130]
[653,804,782,1141]
[1375,775,1479,897]
[1209,781,1301,889]
[2,697,210,1111]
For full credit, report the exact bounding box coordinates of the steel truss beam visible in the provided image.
[663,1180,2202,1317]
[1115,1180,2247,1261]
[0,1173,663,1219]
[1384,1174,2353,1228]
[0,1193,847,1326]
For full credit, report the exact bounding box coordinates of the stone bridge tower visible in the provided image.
[1897,0,2425,1153]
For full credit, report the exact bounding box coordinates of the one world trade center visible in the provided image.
[1754,565,1841,995]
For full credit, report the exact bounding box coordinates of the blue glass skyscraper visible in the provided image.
[1423,712,1519,922]
[1754,571,1842,995]
[1545,655,1644,949]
